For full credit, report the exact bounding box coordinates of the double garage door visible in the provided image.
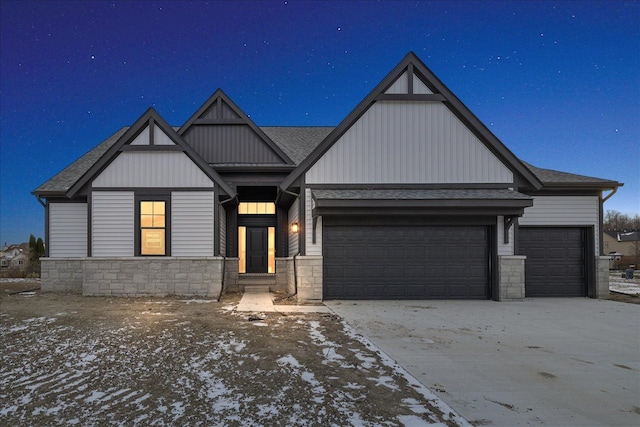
[323,221,490,299]
[323,221,590,299]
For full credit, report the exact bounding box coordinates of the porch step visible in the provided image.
[238,274,276,287]
[243,285,271,293]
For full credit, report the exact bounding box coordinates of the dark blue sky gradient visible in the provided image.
[1,0,638,245]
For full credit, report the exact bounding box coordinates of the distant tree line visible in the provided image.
[604,210,640,230]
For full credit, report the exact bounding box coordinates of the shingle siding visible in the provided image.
[91,191,134,257]
[171,192,215,257]
[49,203,88,257]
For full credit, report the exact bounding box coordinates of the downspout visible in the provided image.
[292,251,300,297]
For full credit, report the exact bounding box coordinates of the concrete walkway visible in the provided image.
[236,286,330,313]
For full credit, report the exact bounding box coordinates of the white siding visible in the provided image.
[171,192,215,256]
[92,192,134,257]
[520,196,600,252]
[92,151,214,188]
[306,101,513,184]
[219,204,226,256]
[497,216,514,256]
[49,203,87,257]
[288,198,299,256]
[305,188,322,256]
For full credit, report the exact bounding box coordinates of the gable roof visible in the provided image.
[32,128,128,197]
[34,108,235,198]
[178,89,294,165]
[281,52,543,191]
[262,127,333,164]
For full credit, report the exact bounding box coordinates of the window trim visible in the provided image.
[135,194,171,256]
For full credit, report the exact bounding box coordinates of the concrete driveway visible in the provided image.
[326,298,640,426]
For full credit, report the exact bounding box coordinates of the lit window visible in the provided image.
[238,202,275,215]
[140,201,166,255]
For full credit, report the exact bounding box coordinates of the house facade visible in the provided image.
[33,53,621,301]
[0,243,29,271]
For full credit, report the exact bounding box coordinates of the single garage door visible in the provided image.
[519,227,587,297]
[323,223,489,299]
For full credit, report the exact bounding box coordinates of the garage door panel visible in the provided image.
[324,224,489,299]
[520,227,587,297]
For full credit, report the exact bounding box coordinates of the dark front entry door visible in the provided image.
[247,227,268,273]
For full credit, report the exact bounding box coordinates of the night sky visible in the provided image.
[1,0,638,246]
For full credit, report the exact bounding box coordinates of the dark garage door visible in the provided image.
[519,227,587,297]
[323,224,489,299]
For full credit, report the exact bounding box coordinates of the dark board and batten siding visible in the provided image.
[182,126,286,164]
[323,222,490,299]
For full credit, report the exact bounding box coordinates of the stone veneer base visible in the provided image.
[41,257,224,298]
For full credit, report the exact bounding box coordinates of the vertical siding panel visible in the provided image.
[92,152,214,188]
[49,203,88,257]
[497,216,515,256]
[92,192,134,257]
[288,199,299,256]
[171,192,215,256]
[306,102,513,184]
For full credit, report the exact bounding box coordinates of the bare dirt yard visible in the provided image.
[0,281,464,427]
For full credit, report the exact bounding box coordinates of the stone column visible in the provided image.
[498,255,526,301]
[595,256,610,299]
[295,256,323,302]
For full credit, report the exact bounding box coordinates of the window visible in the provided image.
[238,202,275,215]
[18,259,24,266]
[139,200,167,255]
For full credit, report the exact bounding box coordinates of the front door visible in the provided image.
[247,227,268,273]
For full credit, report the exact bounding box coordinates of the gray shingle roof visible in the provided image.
[32,127,128,195]
[33,123,619,197]
[523,162,618,186]
[262,127,333,165]
[312,189,533,200]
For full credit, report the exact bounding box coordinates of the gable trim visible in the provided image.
[281,52,543,191]
[66,108,235,198]
[178,89,295,165]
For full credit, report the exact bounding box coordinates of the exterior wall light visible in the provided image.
[291,222,299,233]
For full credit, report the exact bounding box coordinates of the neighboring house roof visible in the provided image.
[604,230,640,242]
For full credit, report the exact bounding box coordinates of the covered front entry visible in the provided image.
[519,227,589,297]
[323,219,490,299]
[237,202,277,274]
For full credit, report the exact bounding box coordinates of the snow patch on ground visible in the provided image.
[610,282,640,295]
